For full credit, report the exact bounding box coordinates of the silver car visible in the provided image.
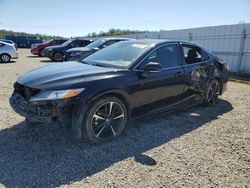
[0,41,18,63]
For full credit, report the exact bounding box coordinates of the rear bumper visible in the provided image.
[10,51,18,59]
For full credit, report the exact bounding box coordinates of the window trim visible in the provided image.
[134,43,181,71]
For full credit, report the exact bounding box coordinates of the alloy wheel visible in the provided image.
[207,80,220,105]
[54,53,63,61]
[1,54,10,63]
[91,102,125,141]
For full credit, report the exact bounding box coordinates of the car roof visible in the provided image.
[0,41,12,45]
[96,37,134,41]
[119,39,202,47]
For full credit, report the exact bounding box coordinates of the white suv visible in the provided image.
[0,41,18,63]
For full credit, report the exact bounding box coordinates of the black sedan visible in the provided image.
[65,38,133,61]
[43,39,92,62]
[10,40,228,143]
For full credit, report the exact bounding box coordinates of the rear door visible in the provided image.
[131,43,186,115]
[180,43,213,100]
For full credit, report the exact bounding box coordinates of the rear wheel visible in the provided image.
[203,79,221,105]
[53,52,64,62]
[0,53,11,63]
[82,96,128,143]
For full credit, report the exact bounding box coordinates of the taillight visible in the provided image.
[223,63,229,70]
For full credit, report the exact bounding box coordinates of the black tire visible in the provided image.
[53,52,64,62]
[39,49,45,57]
[0,53,11,63]
[203,79,221,106]
[82,96,128,143]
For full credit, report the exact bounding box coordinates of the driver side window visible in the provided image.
[139,44,180,69]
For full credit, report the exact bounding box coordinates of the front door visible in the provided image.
[131,43,186,115]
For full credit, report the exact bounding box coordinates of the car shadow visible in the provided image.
[0,60,16,64]
[27,55,41,58]
[40,60,53,63]
[0,99,233,187]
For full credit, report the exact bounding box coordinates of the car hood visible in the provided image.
[67,47,96,53]
[17,61,120,90]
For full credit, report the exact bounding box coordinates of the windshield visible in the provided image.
[86,39,107,48]
[61,40,72,46]
[83,41,153,69]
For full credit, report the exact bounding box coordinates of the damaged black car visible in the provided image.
[9,40,229,143]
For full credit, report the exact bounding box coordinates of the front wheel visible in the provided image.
[203,79,221,105]
[53,52,64,62]
[83,96,128,143]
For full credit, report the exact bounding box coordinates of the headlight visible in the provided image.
[70,51,83,57]
[47,48,53,51]
[29,88,85,102]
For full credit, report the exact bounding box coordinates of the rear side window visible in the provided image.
[140,44,180,69]
[182,45,202,64]
[182,45,210,64]
[53,40,66,45]
[82,40,91,46]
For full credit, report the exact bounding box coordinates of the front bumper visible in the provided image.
[31,48,39,55]
[9,93,77,123]
[44,50,53,58]
[10,93,53,123]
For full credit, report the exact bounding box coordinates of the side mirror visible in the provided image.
[142,62,162,72]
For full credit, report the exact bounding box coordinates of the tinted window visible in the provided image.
[140,44,180,69]
[86,39,107,48]
[55,40,66,45]
[69,40,83,48]
[81,40,91,46]
[182,45,202,64]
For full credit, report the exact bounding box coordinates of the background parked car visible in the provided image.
[43,39,93,62]
[0,41,18,63]
[0,39,18,50]
[65,38,133,61]
[31,38,67,57]
[5,36,42,48]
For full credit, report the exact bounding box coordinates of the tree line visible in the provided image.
[0,28,146,40]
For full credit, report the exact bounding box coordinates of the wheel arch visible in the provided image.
[89,89,132,114]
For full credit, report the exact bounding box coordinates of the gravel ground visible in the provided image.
[0,49,249,188]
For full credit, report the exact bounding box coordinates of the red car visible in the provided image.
[31,39,67,56]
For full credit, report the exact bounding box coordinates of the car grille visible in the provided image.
[14,82,41,100]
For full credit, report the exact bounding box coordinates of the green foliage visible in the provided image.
[0,29,62,40]
[0,28,147,40]
[86,28,147,37]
